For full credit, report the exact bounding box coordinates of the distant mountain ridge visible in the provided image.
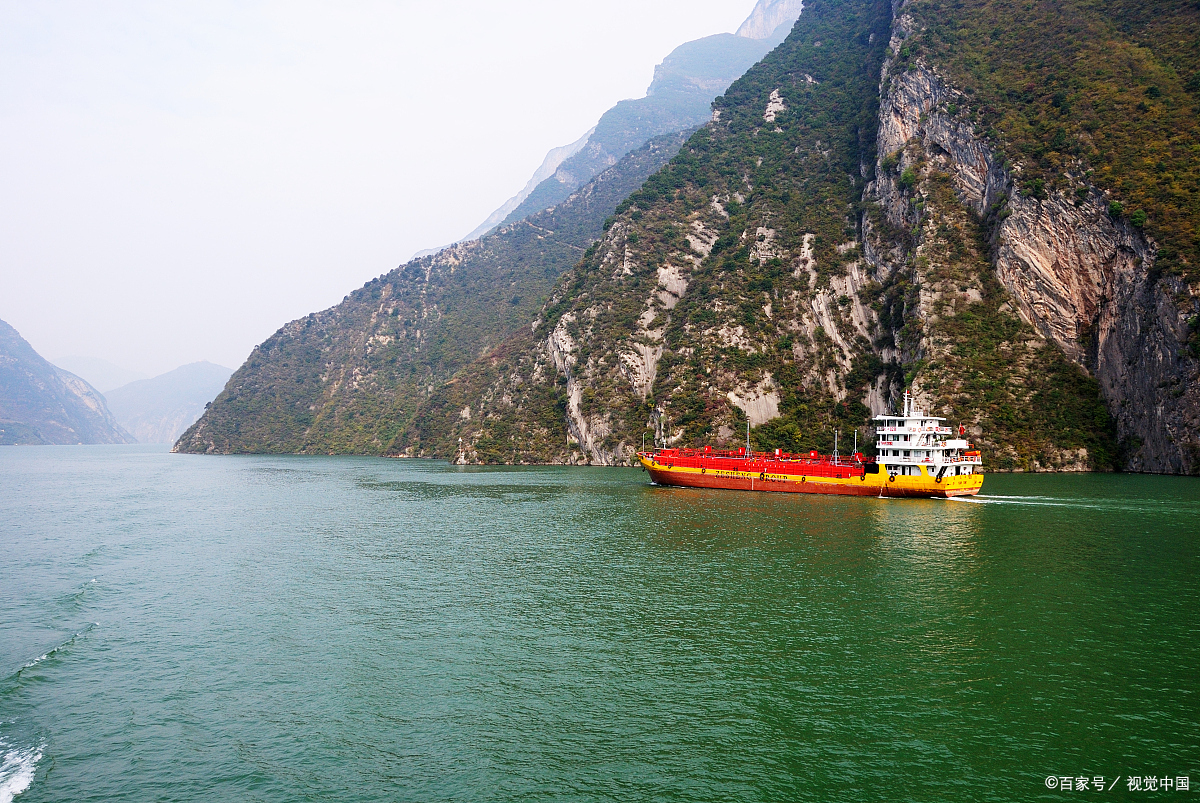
[457,128,595,246]
[105,362,233,444]
[461,0,804,242]
[736,0,805,39]
[0,319,134,445]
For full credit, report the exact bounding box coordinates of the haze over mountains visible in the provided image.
[0,319,232,446]
[458,0,805,246]
[51,356,148,394]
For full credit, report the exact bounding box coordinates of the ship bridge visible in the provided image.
[873,391,982,480]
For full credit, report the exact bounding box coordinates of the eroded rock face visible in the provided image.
[871,52,1199,472]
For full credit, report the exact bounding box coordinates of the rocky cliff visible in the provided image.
[870,49,1199,472]
[736,0,806,40]
[187,0,1199,473]
[0,319,135,445]
[401,0,1199,473]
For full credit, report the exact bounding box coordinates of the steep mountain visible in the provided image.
[0,320,135,445]
[402,0,1199,474]
[467,0,805,241]
[104,362,233,444]
[175,132,692,454]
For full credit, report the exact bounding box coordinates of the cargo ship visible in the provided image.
[636,392,983,498]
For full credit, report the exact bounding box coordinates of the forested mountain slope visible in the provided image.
[175,133,691,454]
[402,0,1199,473]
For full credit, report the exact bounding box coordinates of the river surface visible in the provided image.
[1,445,1197,801]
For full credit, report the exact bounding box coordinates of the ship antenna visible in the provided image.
[834,429,839,463]
[746,420,751,460]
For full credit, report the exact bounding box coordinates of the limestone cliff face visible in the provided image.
[198,0,1196,472]
[868,22,1199,473]
[404,0,905,467]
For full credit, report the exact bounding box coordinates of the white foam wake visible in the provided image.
[17,623,97,675]
[0,739,42,803]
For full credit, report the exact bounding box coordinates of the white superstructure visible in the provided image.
[873,391,982,480]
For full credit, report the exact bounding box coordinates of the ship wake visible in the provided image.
[0,738,42,803]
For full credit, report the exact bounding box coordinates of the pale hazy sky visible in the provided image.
[0,1,762,377]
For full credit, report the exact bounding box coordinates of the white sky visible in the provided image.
[1,0,759,376]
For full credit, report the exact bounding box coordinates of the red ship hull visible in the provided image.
[637,449,983,499]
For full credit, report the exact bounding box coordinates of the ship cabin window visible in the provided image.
[903,450,910,458]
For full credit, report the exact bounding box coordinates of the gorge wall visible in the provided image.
[870,48,1199,473]
[403,0,1199,473]
[183,0,1200,474]
[0,319,134,446]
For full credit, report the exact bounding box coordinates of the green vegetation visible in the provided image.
[906,0,1200,279]
[891,170,1118,469]
[186,0,1190,469]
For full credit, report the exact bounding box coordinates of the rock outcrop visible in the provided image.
[736,0,807,40]
[189,0,1199,474]
[403,0,1188,472]
[868,24,1199,472]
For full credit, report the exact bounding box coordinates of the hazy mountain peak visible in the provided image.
[456,3,804,246]
[736,0,804,39]
[454,127,595,248]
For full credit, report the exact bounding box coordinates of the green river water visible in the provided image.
[0,445,1196,801]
